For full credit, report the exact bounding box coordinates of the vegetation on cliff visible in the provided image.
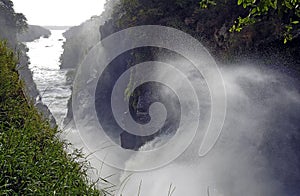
[60,0,299,128]
[17,25,51,42]
[0,0,27,48]
[1,0,58,127]
[228,0,300,43]
[0,41,102,195]
[59,0,299,69]
[0,0,104,194]
[106,0,299,66]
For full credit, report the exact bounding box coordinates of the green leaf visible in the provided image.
[285,1,293,9]
[250,7,257,14]
[272,0,278,9]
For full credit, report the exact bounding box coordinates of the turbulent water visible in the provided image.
[117,65,300,196]
[24,29,111,187]
[25,30,72,126]
[24,29,300,196]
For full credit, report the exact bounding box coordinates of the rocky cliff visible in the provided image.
[16,43,56,128]
[62,0,300,148]
[59,16,102,69]
[0,1,56,127]
[17,25,51,42]
[101,0,300,68]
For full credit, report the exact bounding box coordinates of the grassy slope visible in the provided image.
[0,41,102,195]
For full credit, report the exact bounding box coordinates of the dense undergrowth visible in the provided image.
[0,41,102,195]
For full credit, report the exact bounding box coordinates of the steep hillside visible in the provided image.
[0,0,26,48]
[0,0,56,126]
[59,0,119,70]
[60,16,102,69]
[17,25,51,42]
[61,0,300,131]
[0,41,102,195]
[102,0,300,67]
[0,0,104,194]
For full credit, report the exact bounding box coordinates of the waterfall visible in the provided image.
[26,28,300,196]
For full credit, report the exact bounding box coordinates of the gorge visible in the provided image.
[1,0,300,195]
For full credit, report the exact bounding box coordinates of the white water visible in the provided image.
[25,30,72,125]
[25,30,300,196]
[24,30,117,190]
[116,65,300,196]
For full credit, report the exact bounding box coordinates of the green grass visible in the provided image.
[0,41,102,195]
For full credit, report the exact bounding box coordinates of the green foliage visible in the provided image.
[113,0,197,28]
[114,0,161,28]
[232,0,299,42]
[15,13,28,33]
[284,20,299,43]
[199,0,217,9]
[0,41,102,195]
[230,16,256,32]
[199,0,299,42]
[0,0,28,33]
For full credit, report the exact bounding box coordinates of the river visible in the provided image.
[24,29,300,196]
[24,29,117,192]
[25,30,72,126]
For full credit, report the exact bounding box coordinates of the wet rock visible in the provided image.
[16,44,57,128]
[120,131,154,150]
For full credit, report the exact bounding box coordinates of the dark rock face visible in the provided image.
[17,25,51,42]
[94,46,182,150]
[59,16,102,69]
[99,19,115,40]
[119,82,181,150]
[120,132,153,150]
[63,0,300,154]
[105,0,300,68]
[59,0,119,69]
[16,44,56,128]
[61,1,120,125]
[0,5,17,48]
[60,16,105,126]
[63,94,73,126]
